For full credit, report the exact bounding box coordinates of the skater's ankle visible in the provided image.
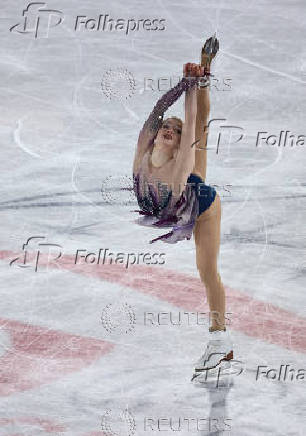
[209,326,226,333]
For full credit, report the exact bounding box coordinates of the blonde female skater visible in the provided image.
[132,37,233,380]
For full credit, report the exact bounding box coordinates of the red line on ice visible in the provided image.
[1,250,306,353]
[0,317,114,396]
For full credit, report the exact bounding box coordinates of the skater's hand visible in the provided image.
[183,63,204,78]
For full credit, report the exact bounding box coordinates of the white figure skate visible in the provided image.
[191,330,233,382]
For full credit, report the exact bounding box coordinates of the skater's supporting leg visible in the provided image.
[193,195,225,331]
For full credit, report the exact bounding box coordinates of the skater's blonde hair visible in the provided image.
[163,116,183,126]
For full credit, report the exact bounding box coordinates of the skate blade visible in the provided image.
[202,33,219,56]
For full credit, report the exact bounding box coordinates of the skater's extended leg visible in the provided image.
[192,87,210,181]
[192,36,219,182]
[193,195,225,330]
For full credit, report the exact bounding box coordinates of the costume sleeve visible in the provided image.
[142,77,198,135]
[133,76,199,176]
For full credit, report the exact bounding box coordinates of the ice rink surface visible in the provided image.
[0,0,306,435]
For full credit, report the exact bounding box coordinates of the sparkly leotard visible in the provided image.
[133,77,216,244]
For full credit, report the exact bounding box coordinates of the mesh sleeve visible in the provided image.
[143,77,198,134]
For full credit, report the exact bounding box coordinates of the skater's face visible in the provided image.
[155,118,182,151]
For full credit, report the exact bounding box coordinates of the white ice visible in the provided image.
[0,0,306,435]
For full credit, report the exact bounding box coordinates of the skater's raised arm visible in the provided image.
[133,76,198,174]
[171,87,197,196]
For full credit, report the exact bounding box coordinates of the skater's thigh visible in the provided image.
[193,194,221,270]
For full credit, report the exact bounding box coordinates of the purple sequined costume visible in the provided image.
[132,77,216,244]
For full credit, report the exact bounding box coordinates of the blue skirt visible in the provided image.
[186,173,217,216]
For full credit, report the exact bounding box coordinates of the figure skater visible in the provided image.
[132,36,233,379]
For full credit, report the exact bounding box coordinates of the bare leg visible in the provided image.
[192,87,209,181]
[192,36,219,181]
[193,194,226,331]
